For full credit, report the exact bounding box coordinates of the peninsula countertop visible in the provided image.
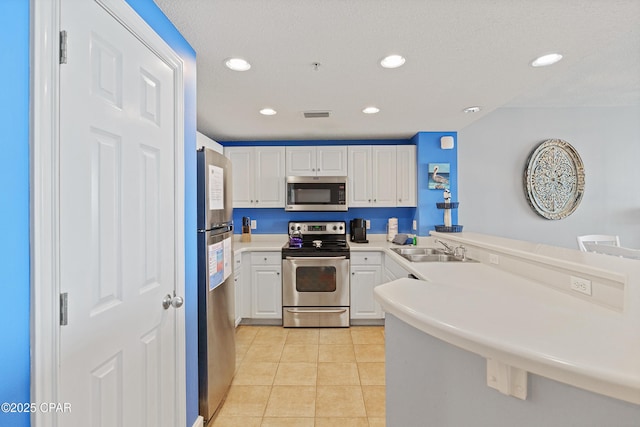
[373,233,640,406]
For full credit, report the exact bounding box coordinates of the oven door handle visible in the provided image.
[285,256,347,261]
[285,308,348,314]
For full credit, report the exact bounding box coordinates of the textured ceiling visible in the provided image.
[154,0,640,141]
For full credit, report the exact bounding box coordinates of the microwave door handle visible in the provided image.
[285,256,347,261]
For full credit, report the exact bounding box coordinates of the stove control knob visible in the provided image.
[297,226,301,231]
[333,226,337,231]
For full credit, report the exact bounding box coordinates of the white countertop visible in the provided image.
[374,233,640,405]
[232,232,640,404]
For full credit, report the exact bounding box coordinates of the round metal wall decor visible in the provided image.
[523,139,585,220]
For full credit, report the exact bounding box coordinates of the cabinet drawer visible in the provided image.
[351,252,382,265]
[250,252,281,265]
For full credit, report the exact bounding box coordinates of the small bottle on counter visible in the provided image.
[413,235,417,245]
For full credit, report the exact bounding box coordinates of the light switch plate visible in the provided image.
[412,220,417,230]
[365,220,370,229]
[250,220,257,230]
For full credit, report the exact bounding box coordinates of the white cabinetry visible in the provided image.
[233,254,243,327]
[350,252,384,320]
[285,146,347,176]
[224,146,285,208]
[348,145,416,207]
[249,252,282,321]
[384,254,411,282]
[396,145,417,207]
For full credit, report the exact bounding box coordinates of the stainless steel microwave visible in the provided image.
[285,176,348,211]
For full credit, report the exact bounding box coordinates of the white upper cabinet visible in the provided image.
[348,145,416,207]
[396,145,417,206]
[224,146,285,208]
[347,146,372,207]
[285,146,347,176]
[372,145,397,206]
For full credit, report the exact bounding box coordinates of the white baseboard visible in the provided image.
[192,415,204,427]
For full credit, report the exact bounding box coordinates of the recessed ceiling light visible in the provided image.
[362,106,380,114]
[225,57,251,71]
[259,108,277,116]
[463,106,482,113]
[531,53,563,67]
[380,54,406,69]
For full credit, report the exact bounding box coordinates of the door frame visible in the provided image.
[30,0,187,425]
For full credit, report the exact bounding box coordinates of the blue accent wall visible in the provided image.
[412,132,459,236]
[0,1,30,426]
[224,135,458,237]
[124,1,199,425]
[233,207,417,236]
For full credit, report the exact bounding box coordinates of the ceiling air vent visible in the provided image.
[303,111,331,119]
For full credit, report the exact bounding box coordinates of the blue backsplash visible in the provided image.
[232,207,417,235]
[223,132,458,236]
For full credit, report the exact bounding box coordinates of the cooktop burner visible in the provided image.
[282,221,350,257]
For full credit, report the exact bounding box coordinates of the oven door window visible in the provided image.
[295,266,337,292]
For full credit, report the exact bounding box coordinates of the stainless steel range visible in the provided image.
[282,221,350,327]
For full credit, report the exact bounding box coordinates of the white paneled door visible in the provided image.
[58,0,178,425]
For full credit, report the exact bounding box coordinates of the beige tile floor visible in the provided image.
[211,325,386,427]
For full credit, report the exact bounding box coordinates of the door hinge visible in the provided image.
[59,30,67,64]
[60,292,68,326]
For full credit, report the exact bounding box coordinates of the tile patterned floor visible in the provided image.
[211,325,386,427]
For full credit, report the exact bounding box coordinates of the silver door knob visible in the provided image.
[163,294,184,310]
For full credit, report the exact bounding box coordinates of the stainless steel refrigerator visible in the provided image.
[197,147,235,425]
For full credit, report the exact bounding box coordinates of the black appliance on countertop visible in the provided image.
[350,218,368,243]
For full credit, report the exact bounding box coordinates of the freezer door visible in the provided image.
[197,147,233,230]
[198,229,236,423]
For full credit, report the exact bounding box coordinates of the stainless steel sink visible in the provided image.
[391,247,445,256]
[391,247,477,263]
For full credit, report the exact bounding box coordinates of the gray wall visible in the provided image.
[457,106,640,249]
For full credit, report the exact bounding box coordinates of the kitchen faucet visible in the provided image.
[435,239,466,260]
[435,239,455,254]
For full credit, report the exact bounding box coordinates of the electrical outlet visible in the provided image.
[570,276,592,296]
[250,220,257,230]
[489,254,499,265]
[365,220,370,229]
[412,220,417,230]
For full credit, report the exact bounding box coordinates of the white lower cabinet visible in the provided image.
[233,255,243,327]
[249,252,282,320]
[350,252,384,320]
[384,254,411,282]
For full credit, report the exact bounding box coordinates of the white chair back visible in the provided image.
[576,234,620,252]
